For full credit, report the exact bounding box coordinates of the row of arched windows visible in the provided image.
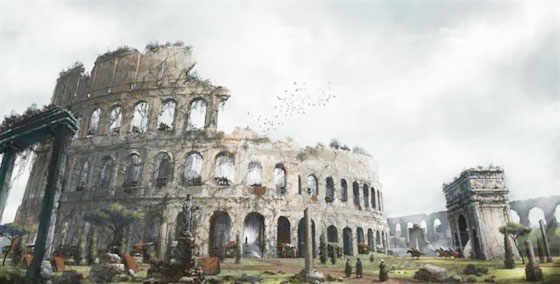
[74,152,288,194]
[83,98,208,137]
[297,175,383,211]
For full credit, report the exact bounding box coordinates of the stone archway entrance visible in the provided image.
[243,212,265,258]
[458,215,469,249]
[298,218,316,257]
[209,211,231,257]
[343,227,353,256]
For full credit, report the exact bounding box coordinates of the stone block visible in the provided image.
[414,264,448,282]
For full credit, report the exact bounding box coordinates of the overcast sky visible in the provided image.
[0,1,558,224]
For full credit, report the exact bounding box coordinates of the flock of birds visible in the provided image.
[247,82,336,135]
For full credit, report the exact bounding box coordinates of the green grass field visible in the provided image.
[0,254,558,283]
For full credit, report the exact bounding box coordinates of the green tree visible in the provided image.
[319,233,327,264]
[499,222,531,264]
[0,223,30,266]
[83,203,143,251]
[86,227,98,265]
[503,226,514,268]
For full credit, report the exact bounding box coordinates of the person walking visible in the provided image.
[345,258,352,277]
[356,258,363,278]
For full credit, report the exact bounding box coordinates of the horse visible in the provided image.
[407,248,422,259]
[435,247,460,259]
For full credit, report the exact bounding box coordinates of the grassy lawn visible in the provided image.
[0,254,558,283]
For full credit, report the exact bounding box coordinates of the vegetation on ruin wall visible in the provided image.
[0,104,57,134]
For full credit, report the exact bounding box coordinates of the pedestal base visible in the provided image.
[298,269,325,282]
[525,265,543,282]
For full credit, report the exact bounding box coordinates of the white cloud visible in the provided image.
[0,1,558,222]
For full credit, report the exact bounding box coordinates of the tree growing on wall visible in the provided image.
[499,223,530,264]
[0,223,29,266]
[83,203,143,251]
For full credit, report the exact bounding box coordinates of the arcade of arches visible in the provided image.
[207,211,389,258]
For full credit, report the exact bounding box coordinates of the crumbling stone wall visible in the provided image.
[15,44,389,258]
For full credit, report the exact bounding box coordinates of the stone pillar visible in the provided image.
[304,208,312,272]
[524,240,543,281]
[538,220,552,263]
[0,149,17,223]
[536,238,544,263]
[27,129,72,282]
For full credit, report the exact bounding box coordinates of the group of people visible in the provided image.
[344,258,389,281]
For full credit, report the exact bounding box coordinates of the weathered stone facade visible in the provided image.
[15,43,389,259]
[443,166,513,259]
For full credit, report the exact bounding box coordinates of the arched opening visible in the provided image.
[307,175,318,195]
[352,182,360,207]
[420,220,427,233]
[406,222,413,241]
[297,218,316,257]
[209,211,232,257]
[327,226,338,243]
[528,207,546,228]
[277,217,291,250]
[298,175,302,194]
[325,177,335,202]
[371,187,376,209]
[109,106,122,135]
[124,153,141,187]
[274,164,286,194]
[154,153,171,187]
[367,229,374,251]
[340,179,348,202]
[157,99,176,131]
[183,152,202,186]
[77,160,89,191]
[376,231,381,246]
[87,108,101,136]
[187,98,207,130]
[395,223,402,237]
[434,218,443,233]
[215,152,234,186]
[343,227,353,256]
[247,161,262,187]
[458,215,469,248]
[243,212,265,258]
[99,156,113,188]
[363,184,369,208]
[357,227,365,254]
[131,101,149,133]
[378,190,382,211]
[509,209,521,224]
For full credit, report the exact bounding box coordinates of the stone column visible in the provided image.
[27,129,72,282]
[0,149,17,223]
[538,220,552,263]
[304,208,312,272]
[524,240,543,281]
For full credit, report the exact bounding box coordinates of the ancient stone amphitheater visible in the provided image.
[15,43,389,259]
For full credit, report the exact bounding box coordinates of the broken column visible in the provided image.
[298,208,324,282]
[304,208,312,272]
[0,149,17,222]
[26,129,73,282]
[538,220,552,263]
[524,240,543,282]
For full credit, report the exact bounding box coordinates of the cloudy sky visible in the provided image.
[0,1,558,223]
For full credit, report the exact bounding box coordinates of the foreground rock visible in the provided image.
[89,253,129,283]
[413,264,448,282]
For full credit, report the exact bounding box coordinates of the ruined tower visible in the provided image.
[443,166,513,259]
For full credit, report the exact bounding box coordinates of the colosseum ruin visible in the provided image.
[14,43,389,259]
